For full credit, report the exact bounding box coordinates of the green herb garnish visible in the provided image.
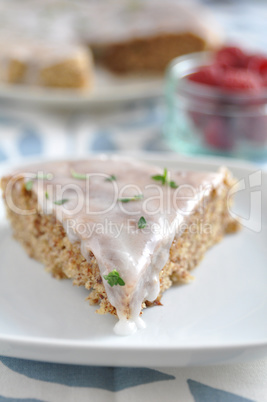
[151,168,178,189]
[54,199,69,205]
[25,174,53,191]
[118,194,144,203]
[151,168,168,185]
[138,216,147,229]
[103,270,125,287]
[25,181,33,191]
[70,169,87,180]
[36,173,53,180]
[169,181,178,189]
[105,175,116,182]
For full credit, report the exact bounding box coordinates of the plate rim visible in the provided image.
[0,75,163,107]
[0,151,264,174]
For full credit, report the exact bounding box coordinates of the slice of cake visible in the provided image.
[81,0,222,73]
[0,157,239,335]
[37,44,94,89]
[0,39,94,89]
[0,41,30,84]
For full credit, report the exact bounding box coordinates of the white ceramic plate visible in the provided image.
[0,154,266,367]
[0,68,162,108]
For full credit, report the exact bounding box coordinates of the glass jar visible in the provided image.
[164,52,267,162]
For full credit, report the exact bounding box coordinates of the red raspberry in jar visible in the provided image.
[215,46,248,68]
[220,69,262,93]
[247,55,267,75]
[187,65,222,86]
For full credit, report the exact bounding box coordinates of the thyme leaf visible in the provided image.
[70,169,87,180]
[118,194,144,203]
[25,181,33,191]
[103,270,125,287]
[151,168,178,189]
[105,175,116,182]
[54,199,69,205]
[138,216,147,229]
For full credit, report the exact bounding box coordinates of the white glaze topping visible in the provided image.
[11,156,227,335]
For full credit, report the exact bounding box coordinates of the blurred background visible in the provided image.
[0,0,267,165]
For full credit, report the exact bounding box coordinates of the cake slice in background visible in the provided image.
[0,39,94,89]
[81,0,223,73]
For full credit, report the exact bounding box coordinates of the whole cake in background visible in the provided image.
[0,0,222,89]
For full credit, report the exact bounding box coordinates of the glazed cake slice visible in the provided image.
[1,157,239,335]
[81,0,222,73]
[0,39,93,89]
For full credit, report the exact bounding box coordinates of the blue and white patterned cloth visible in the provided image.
[1,1,267,401]
[0,99,167,163]
[1,356,267,402]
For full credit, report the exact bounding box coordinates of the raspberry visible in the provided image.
[220,69,262,92]
[187,65,221,86]
[261,73,267,86]
[215,46,248,68]
[247,55,267,75]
